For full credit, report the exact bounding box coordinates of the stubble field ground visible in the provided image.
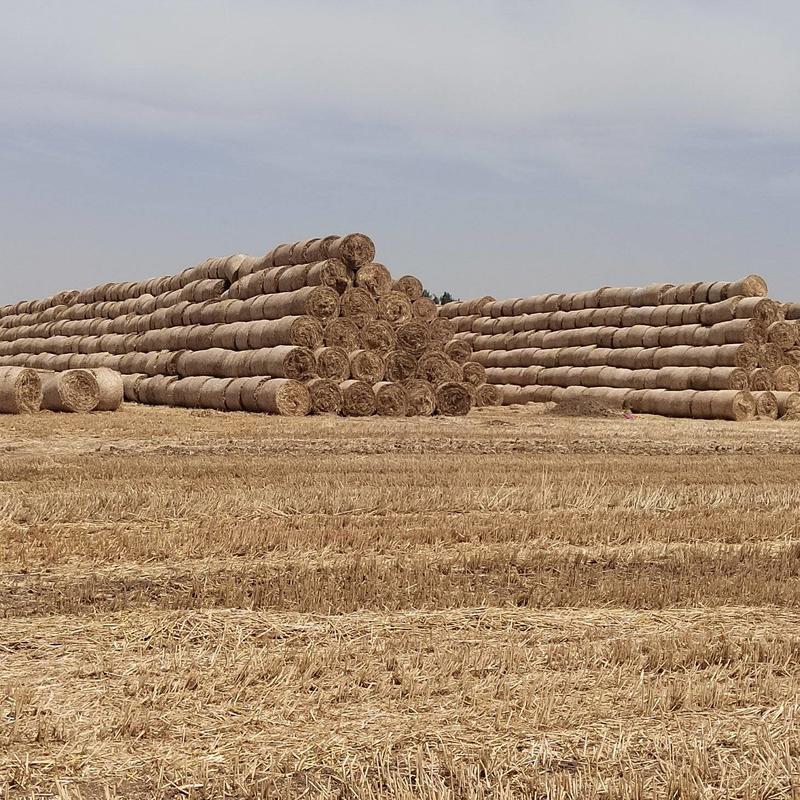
[1,403,800,798]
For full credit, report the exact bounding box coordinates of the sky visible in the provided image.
[1,0,800,304]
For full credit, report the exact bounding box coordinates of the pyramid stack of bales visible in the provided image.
[441,275,800,421]
[0,234,480,417]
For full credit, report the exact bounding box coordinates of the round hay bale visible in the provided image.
[753,391,779,419]
[139,375,179,406]
[767,321,797,349]
[314,346,350,380]
[341,287,378,319]
[91,368,124,411]
[392,275,424,301]
[356,263,393,296]
[750,369,775,391]
[42,370,100,412]
[435,381,473,416]
[474,384,502,408]
[698,390,756,420]
[785,348,800,368]
[213,322,248,350]
[302,236,338,264]
[412,297,438,322]
[248,346,317,380]
[340,379,376,416]
[774,392,800,418]
[176,348,230,378]
[708,318,767,345]
[324,318,361,350]
[395,321,430,356]
[361,320,397,354]
[172,377,211,407]
[250,317,323,349]
[700,298,741,326]
[735,297,779,323]
[277,264,311,293]
[758,343,785,371]
[774,365,800,392]
[349,350,385,383]
[197,378,233,411]
[444,339,473,365]
[307,259,352,293]
[187,324,221,351]
[0,367,42,413]
[223,378,247,411]
[462,362,487,387]
[706,367,750,391]
[725,274,768,298]
[417,352,460,384]
[122,374,146,402]
[259,286,341,322]
[385,350,417,382]
[306,378,343,414]
[429,318,456,347]
[373,381,409,416]
[377,291,413,324]
[401,379,436,416]
[240,378,311,415]
[326,233,376,268]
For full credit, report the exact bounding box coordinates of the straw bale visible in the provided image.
[255,286,340,322]
[774,365,800,392]
[735,297,779,323]
[473,384,502,408]
[213,322,249,350]
[341,287,378,319]
[373,381,409,416]
[42,369,100,412]
[383,276,421,303]
[767,321,797,349]
[340,379,376,416]
[444,339,473,365]
[700,298,740,326]
[725,274,768,298]
[172,377,211,407]
[175,348,230,378]
[196,378,233,411]
[305,378,343,414]
[324,318,361,350]
[314,346,350,380]
[462,361,487,387]
[774,392,800,418]
[758,344,785,371]
[785,348,800,368]
[435,381,473,416]
[753,391,779,419]
[750,369,776,391]
[377,291,413,324]
[248,346,317,380]
[707,318,767,345]
[355,263,393,296]
[324,233,376,268]
[416,352,460,384]
[349,350,385,383]
[402,379,436,416]
[179,279,227,303]
[429,318,456,346]
[395,321,430,355]
[689,390,756,420]
[0,367,42,413]
[385,350,418,382]
[412,297,438,322]
[91,368,124,411]
[361,320,397,354]
[122,374,146,403]
[185,324,220,351]
[304,259,352,293]
[277,264,311,293]
[222,378,247,411]
[139,375,179,406]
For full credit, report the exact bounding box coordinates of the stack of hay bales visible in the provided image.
[442,275,800,421]
[0,234,481,417]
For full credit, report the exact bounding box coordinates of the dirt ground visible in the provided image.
[2,403,800,798]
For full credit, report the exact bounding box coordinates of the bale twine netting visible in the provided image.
[0,367,42,413]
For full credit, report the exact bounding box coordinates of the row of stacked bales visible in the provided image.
[0,234,493,417]
[441,275,800,421]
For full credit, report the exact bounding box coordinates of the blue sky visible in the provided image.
[2,1,799,303]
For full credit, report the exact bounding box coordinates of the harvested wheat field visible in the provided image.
[2,404,800,799]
